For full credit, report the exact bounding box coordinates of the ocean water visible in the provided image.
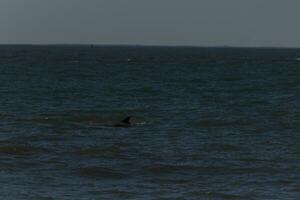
[0,45,299,200]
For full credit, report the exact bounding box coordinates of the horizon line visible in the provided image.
[0,43,300,49]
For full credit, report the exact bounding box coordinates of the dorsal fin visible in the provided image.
[121,116,131,124]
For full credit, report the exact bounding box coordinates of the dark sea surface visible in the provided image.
[0,45,299,200]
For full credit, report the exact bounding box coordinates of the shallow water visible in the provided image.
[0,45,299,199]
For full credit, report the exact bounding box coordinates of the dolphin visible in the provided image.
[113,116,132,127]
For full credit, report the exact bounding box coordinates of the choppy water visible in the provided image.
[0,45,299,200]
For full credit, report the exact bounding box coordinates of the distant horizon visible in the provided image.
[1,43,300,49]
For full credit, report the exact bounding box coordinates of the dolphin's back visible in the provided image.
[121,117,131,124]
[114,116,131,127]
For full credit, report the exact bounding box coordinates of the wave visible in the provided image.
[100,189,134,198]
[78,166,128,179]
[144,163,200,175]
[0,145,47,155]
[186,191,244,200]
[74,145,128,160]
[192,118,252,128]
[206,143,241,152]
[144,163,279,176]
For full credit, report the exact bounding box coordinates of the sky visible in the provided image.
[1,0,300,47]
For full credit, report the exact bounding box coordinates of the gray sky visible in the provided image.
[1,0,300,47]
